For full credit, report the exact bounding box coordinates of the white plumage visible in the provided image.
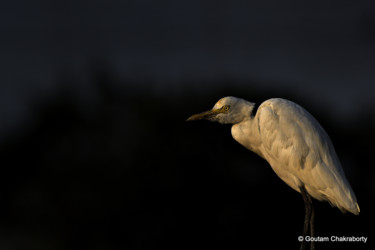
[235,98,358,214]
[187,96,359,214]
[187,96,360,249]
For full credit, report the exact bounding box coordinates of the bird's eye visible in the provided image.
[223,105,230,111]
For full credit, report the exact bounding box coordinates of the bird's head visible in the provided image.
[187,96,255,124]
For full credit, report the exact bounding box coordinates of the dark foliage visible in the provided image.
[0,71,373,250]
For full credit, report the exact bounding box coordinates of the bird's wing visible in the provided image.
[256,98,358,213]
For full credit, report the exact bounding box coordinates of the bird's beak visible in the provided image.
[186,109,222,121]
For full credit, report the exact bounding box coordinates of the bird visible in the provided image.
[187,96,359,250]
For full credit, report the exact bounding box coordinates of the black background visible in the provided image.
[0,1,374,249]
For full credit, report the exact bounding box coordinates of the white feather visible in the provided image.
[218,97,360,214]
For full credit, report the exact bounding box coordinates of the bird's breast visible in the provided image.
[231,121,265,159]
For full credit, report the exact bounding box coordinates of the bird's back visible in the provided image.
[253,98,359,214]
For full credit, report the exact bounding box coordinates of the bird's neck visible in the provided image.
[231,117,265,159]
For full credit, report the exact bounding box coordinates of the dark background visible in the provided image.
[0,1,374,249]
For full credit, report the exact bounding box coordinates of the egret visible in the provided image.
[187,97,359,250]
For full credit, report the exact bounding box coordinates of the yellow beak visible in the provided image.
[186,108,223,121]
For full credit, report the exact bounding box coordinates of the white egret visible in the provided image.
[187,97,359,250]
